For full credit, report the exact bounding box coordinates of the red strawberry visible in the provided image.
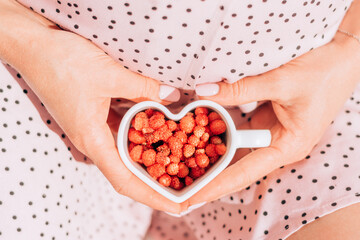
[147,163,166,179]
[166,163,179,175]
[208,112,221,122]
[193,126,206,138]
[128,128,146,144]
[188,134,200,147]
[159,174,171,187]
[183,144,195,158]
[142,149,156,167]
[205,144,218,157]
[195,114,209,127]
[195,107,209,116]
[215,143,227,155]
[180,115,195,133]
[185,157,197,168]
[174,131,187,144]
[185,176,194,186]
[129,145,143,163]
[149,114,166,130]
[170,176,184,190]
[195,153,210,168]
[209,119,226,135]
[177,162,189,178]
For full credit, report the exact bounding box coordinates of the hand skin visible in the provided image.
[0,0,183,213]
[189,2,360,206]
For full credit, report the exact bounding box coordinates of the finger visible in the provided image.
[189,103,280,205]
[195,73,281,105]
[238,101,258,113]
[82,122,181,213]
[189,146,283,205]
[103,65,180,103]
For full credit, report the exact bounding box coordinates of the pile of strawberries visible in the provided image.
[128,107,227,190]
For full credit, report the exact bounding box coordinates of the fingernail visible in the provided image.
[187,201,207,211]
[164,211,182,218]
[164,202,207,217]
[239,102,258,113]
[195,84,219,96]
[159,85,180,102]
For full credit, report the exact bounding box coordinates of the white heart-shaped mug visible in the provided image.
[117,100,271,203]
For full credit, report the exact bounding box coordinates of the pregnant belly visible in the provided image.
[18,0,352,90]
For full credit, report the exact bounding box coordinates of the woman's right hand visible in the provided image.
[0,0,182,213]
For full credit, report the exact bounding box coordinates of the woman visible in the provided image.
[0,0,360,239]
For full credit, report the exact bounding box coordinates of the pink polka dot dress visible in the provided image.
[1,0,360,239]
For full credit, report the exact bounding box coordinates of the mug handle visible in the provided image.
[234,130,271,149]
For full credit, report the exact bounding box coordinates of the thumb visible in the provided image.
[195,73,280,105]
[189,146,282,205]
[103,65,180,103]
[78,122,181,213]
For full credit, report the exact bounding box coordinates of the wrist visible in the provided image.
[333,30,360,61]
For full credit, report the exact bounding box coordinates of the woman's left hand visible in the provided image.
[187,32,360,206]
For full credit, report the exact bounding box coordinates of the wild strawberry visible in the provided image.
[144,132,158,145]
[193,126,206,138]
[149,114,166,130]
[169,154,180,164]
[142,149,156,166]
[195,114,209,127]
[170,176,184,190]
[166,163,179,175]
[157,143,170,156]
[131,118,136,128]
[205,144,218,157]
[147,163,166,179]
[195,149,205,156]
[208,112,221,122]
[129,107,228,190]
[185,176,194,186]
[161,129,173,142]
[197,140,207,149]
[166,120,177,132]
[128,142,136,152]
[195,107,209,116]
[130,145,143,163]
[172,148,183,158]
[142,127,154,134]
[134,112,149,131]
[180,115,195,134]
[210,155,220,164]
[156,152,170,166]
[153,111,165,118]
[195,153,210,168]
[200,132,210,142]
[185,157,197,168]
[168,136,183,152]
[153,125,172,142]
[177,162,189,178]
[159,174,171,187]
[190,166,205,179]
[210,136,222,145]
[128,128,146,144]
[145,108,154,118]
[174,131,187,144]
[188,135,200,147]
[183,144,195,158]
[215,143,227,155]
[209,119,227,135]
